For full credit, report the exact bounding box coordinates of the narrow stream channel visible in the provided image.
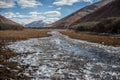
[7,30,120,80]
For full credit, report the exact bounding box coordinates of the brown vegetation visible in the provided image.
[61,30,120,46]
[0,29,50,80]
[0,29,51,40]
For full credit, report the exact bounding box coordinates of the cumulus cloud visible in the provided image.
[29,11,42,17]
[2,12,17,18]
[44,11,61,17]
[1,11,60,24]
[0,0,15,8]
[53,0,94,6]
[83,0,93,3]
[0,12,60,25]
[2,12,29,19]
[16,0,42,8]
[1,12,45,24]
[56,7,62,10]
[0,0,42,8]
[53,0,80,6]
[43,18,60,24]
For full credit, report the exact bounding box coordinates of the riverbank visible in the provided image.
[0,29,51,80]
[61,30,120,46]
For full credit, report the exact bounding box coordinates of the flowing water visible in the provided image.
[7,30,120,80]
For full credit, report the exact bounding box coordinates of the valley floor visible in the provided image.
[0,29,120,80]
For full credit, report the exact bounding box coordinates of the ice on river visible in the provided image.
[7,30,120,80]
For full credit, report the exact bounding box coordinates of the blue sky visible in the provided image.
[0,0,100,25]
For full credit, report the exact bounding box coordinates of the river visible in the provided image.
[7,30,120,80]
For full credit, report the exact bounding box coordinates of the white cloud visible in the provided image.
[16,0,42,8]
[29,11,42,17]
[83,0,93,3]
[56,7,62,10]
[3,12,16,18]
[44,11,61,17]
[15,14,29,19]
[43,18,60,24]
[0,0,42,8]
[30,15,46,21]
[29,11,41,15]
[2,12,30,19]
[0,0,15,8]
[1,11,60,24]
[53,0,80,6]
[53,0,94,6]
[0,12,45,25]
[17,15,46,25]
[48,5,53,8]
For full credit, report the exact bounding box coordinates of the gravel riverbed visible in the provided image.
[6,30,120,80]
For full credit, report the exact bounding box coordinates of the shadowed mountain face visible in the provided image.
[72,0,120,26]
[25,20,47,28]
[0,15,23,30]
[49,0,113,28]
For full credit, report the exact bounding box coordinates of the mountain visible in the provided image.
[0,15,23,30]
[72,0,120,26]
[25,20,47,28]
[49,0,113,28]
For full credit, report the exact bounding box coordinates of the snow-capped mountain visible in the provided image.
[25,20,47,28]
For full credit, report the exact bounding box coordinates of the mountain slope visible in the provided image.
[49,0,113,28]
[25,20,47,28]
[0,15,23,30]
[72,0,120,26]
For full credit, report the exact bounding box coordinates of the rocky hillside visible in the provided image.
[72,0,120,26]
[0,15,23,30]
[49,0,113,28]
[25,20,47,28]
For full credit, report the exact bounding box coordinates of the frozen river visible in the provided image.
[7,30,120,80]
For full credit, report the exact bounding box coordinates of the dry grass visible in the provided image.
[0,29,51,80]
[0,29,51,41]
[61,30,120,46]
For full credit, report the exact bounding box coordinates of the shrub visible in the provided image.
[93,18,120,34]
[76,26,86,31]
[107,18,120,34]
[74,22,98,32]
[0,23,23,30]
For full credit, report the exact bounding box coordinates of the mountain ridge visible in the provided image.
[71,0,120,26]
[0,15,23,30]
[48,0,114,28]
[25,20,47,28]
